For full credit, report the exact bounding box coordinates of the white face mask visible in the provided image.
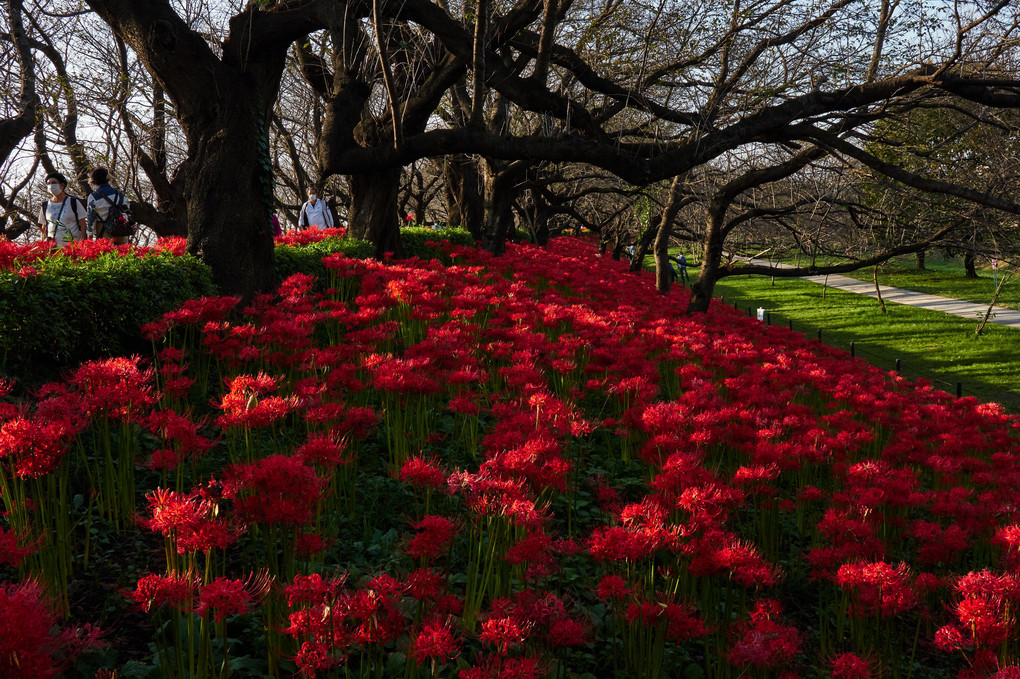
[47,183,62,196]
[308,194,317,201]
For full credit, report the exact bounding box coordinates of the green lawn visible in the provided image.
[711,274,1020,413]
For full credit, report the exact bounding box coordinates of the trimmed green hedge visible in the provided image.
[275,237,375,285]
[0,251,215,387]
[0,235,461,387]
[400,227,474,259]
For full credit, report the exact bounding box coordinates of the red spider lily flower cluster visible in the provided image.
[4,236,1020,678]
[0,235,188,273]
[0,579,104,678]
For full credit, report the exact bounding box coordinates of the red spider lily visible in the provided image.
[224,455,325,527]
[130,571,199,613]
[141,295,240,341]
[936,571,1020,656]
[294,434,349,469]
[67,356,156,420]
[0,578,103,678]
[284,572,348,607]
[448,471,546,527]
[0,526,43,567]
[399,455,448,491]
[0,239,53,271]
[909,520,970,565]
[625,600,662,627]
[305,403,380,439]
[587,525,658,562]
[596,574,635,602]
[689,536,783,588]
[505,528,559,581]
[405,515,458,561]
[480,615,533,655]
[661,600,707,642]
[295,532,333,558]
[546,617,588,647]
[836,561,917,618]
[143,409,213,471]
[0,415,72,478]
[215,372,298,428]
[368,354,442,395]
[292,639,343,677]
[829,652,878,678]
[195,571,271,622]
[33,382,88,436]
[275,227,347,246]
[141,487,241,554]
[726,599,803,670]
[412,619,461,665]
[460,654,548,679]
[406,568,445,601]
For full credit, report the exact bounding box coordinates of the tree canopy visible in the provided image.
[2,0,1019,305]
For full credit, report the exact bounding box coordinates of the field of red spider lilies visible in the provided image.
[3,235,1020,679]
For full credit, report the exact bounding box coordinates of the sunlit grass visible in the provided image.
[712,274,1020,413]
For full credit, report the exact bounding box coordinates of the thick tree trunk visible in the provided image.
[915,249,926,270]
[525,188,551,246]
[964,251,978,278]
[629,222,658,272]
[654,211,671,293]
[348,169,402,258]
[182,105,277,297]
[481,161,515,255]
[443,156,483,237]
[687,218,724,313]
[654,175,684,293]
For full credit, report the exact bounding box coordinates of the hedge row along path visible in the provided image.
[740,259,1020,329]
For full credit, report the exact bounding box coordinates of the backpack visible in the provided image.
[92,189,136,238]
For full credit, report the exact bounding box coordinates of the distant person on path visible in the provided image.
[37,172,87,247]
[86,167,131,245]
[271,214,282,238]
[297,187,334,230]
[672,253,689,284]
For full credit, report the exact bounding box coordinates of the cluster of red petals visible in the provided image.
[5,235,1020,678]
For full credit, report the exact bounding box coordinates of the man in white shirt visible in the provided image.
[297,187,334,230]
[37,172,87,247]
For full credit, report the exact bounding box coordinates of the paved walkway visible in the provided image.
[742,259,1020,329]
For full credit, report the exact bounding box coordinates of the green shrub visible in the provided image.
[0,251,214,387]
[514,227,533,243]
[275,237,374,284]
[400,226,475,259]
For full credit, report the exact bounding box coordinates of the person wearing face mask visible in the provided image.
[297,187,335,230]
[37,172,87,247]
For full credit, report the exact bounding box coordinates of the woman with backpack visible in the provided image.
[86,167,132,244]
[37,171,87,247]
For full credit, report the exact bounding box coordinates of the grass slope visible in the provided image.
[711,274,1020,413]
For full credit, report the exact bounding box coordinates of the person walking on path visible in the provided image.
[86,167,132,245]
[672,253,689,284]
[297,187,335,230]
[37,171,87,247]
